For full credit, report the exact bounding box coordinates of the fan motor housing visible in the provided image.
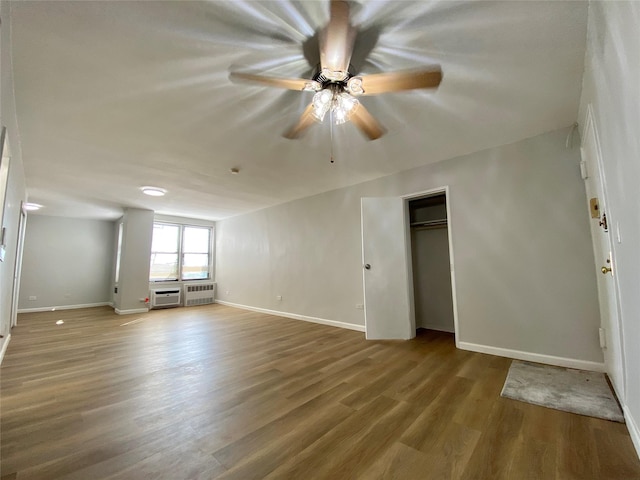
[312,63,356,89]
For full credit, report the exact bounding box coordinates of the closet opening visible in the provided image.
[408,193,455,338]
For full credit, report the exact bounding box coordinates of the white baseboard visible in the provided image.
[624,405,640,460]
[115,307,149,315]
[0,334,11,365]
[458,341,606,372]
[215,300,365,333]
[18,302,113,314]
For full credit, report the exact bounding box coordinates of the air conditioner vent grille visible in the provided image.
[150,289,181,309]
[186,284,214,293]
[184,282,216,307]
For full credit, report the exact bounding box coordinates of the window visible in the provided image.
[182,226,210,280]
[150,223,212,281]
[150,224,180,281]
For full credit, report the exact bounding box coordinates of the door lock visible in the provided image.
[601,266,612,274]
[364,264,371,270]
[599,212,608,231]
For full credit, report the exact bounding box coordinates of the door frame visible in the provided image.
[402,186,460,347]
[582,105,626,400]
[10,203,27,327]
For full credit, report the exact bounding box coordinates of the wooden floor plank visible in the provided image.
[355,442,434,480]
[1,305,639,479]
[459,400,525,480]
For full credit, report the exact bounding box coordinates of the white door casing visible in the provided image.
[10,207,27,327]
[581,107,625,400]
[361,197,415,340]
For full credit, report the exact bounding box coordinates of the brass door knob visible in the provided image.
[601,266,612,274]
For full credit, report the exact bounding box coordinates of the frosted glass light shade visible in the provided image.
[141,186,167,197]
[312,88,359,125]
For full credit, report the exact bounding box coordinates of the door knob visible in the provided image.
[364,264,371,270]
[601,266,612,274]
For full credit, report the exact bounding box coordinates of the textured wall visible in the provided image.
[19,216,115,309]
[217,128,602,364]
[411,226,454,332]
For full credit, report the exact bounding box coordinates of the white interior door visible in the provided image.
[582,111,625,399]
[361,197,414,340]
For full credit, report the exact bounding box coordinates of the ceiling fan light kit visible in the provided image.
[303,80,322,92]
[228,0,442,140]
[312,85,359,124]
[346,76,364,95]
[320,68,350,83]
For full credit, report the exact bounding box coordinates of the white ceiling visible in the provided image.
[9,1,588,221]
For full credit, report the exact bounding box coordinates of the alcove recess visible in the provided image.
[409,194,455,334]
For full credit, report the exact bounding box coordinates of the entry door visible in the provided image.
[581,111,624,398]
[361,197,414,340]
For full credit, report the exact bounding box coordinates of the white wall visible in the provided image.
[113,208,154,314]
[578,0,640,454]
[216,127,602,366]
[0,0,28,359]
[411,227,454,333]
[18,215,115,310]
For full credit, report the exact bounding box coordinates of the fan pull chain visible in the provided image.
[329,110,335,164]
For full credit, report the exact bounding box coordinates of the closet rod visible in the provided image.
[410,219,447,229]
[412,224,448,231]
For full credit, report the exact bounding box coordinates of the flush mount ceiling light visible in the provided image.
[24,203,43,211]
[140,186,167,197]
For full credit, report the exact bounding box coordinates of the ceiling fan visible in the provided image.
[229,0,442,141]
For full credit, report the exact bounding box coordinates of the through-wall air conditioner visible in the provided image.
[184,282,216,307]
[150,288,181,309]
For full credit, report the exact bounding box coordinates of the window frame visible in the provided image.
[150,222,213,282]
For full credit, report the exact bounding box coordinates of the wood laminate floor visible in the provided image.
[1,305,639,479]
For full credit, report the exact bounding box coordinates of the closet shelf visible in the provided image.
[410,219,447,229]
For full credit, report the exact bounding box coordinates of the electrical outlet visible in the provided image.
[64,293,71,298]
[276,295,282,301]
[356,304,364,310]
[28,295,37,301]
[225,290,230,295]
